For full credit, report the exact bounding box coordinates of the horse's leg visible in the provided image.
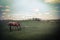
[19,25,21,31]
[17,26,19,31]
[15,26,16,30]
[10,26,11,32]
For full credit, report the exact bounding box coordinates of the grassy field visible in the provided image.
[0,20,59,40]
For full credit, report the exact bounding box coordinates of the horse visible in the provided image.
[8,22,21,31]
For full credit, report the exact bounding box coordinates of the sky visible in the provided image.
[0,0,60,20]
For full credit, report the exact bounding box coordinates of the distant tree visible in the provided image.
[32,18,41,21]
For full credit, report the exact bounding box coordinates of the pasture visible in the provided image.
[0,20,59,40]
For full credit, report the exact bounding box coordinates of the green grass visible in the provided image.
[0,20,58,40]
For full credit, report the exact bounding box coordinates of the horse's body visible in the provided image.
[8,22,21,31]
[8,22,20,26]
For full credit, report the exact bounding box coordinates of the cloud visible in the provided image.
[0,5,3,8]
[5,6,10,8]
[32,8,40,12]
[2,13,7,15]
[2,16,5,18]
[5,9,10,12]
[2,9,10,13]
[44,0,60,3]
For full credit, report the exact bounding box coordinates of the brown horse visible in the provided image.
[8,22,21,31]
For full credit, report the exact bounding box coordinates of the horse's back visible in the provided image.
[8,22,20,26]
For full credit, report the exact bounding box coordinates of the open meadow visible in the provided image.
[0,20,60,40]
